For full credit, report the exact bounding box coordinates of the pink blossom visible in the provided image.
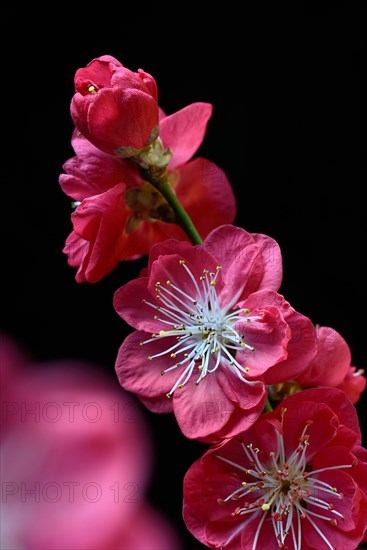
[296,326,366,404]
[0,336,182,549]
[71,55,159,155]
[114,225,316,441]
[60,102,236,282]
[183,388,367,550]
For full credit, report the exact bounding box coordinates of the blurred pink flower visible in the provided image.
[295,326,366,404]
[71,55,159,155]
[114,225,316,442]
[0,334,182,549]
[183,388,367,550]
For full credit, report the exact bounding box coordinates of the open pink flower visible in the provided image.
[183,388,367,550]
[60,103,236,283]
[295,326,366,404]
[71,55,159,155]
[114,225,316,441]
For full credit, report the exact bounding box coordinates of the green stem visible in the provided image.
[157,180,203,245]
[264,397,273,412]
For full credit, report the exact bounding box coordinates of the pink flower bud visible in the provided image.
[71,55,159,155]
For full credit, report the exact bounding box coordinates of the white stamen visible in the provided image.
[142,261,257,396]
[214,419,351,549]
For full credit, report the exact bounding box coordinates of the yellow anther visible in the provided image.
[193,300,198,305]
[245,367,250,372]
[178,384,183,389]
[240,343,246,348]
[210,281,216,286]
[250,487,255,492]
[244,308,250,314]
[170,353,176,358]
[156,281,161,285]
[179,260,185,265]
[184,353,188,357]
[147,356,153,360]
[154,315,159,320]
[198,365,203,370]
[332,487,338,493]
[242,481,247,487]
[216,265,222,270]
[250,346,255,352]
[160,371,165,375]
[262,503,271,511]
[88,85,97,94]
[203,269,209,273]
[166,280,171,285]
[166,393,172,398]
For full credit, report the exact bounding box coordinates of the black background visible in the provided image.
[3,6,366,549]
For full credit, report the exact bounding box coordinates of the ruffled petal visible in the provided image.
[283,387,361,442]
[70,184,131,282]
[203,225,283,297]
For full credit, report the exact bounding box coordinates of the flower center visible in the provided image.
[215,412,353,550]
[141,260,257,397]
[77,80,99,96]
[124,181,175,233]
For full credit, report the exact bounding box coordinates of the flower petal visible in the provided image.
[71,184,130,282]
[115,331,176,414]
[113,277,165,333]
[60,130,141,201]
[241,290,317,383]
[297,326,352,387]
[283,387,362,442]
[203,225,283,296]
[172,369,265,442]
[175,157,237,238]
[159,102,213,168]
[234,304,290,377]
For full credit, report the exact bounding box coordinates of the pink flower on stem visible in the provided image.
[71,55,159,155]
[114,225,316,441]
[183,388,367,550]
[295,326,366,404]
[60,102,236,283]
